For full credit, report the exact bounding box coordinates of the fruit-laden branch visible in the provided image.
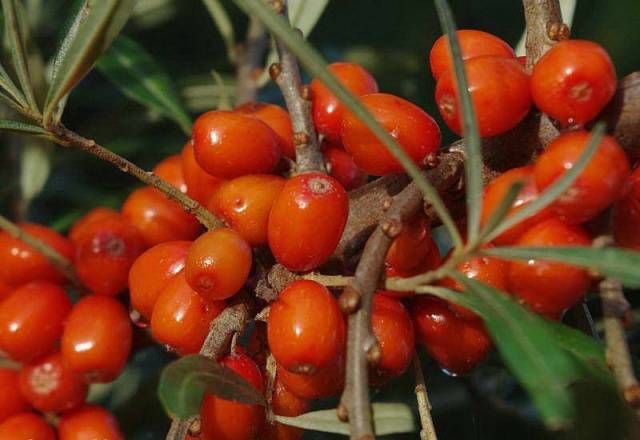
[235,16,269,106]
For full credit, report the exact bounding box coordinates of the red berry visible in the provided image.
[58,405,124,440]
[0,368,29,423]
[268,173,348,272]
[382,238,442,298]
[237,102,295,159]
[613,167,640,250]
[69,208,121,245]
[154,154,189,194]
[341,93,441,175]
[0,413,55,440]
[261,376,310,440]
[277,353,345,400]
[323,142,367,191]
[531,40,616,127]
[385,214,433,273]
[181,141,225,205]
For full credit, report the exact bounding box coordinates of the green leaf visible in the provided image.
[44,0,136,125]
[96,35,192,135]
[210,69,231,110]
[157,354,266,420]
[20,139,52,206]
[202,0,236,63]
[0,118,49,136]
[276,403,415,436]
[0,61,28,108]
[483,246,640,288]
[478,179,524,241]
[288,0,330,37]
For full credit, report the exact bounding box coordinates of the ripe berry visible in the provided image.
[0,368,29,423]
[0,283,10,303]
[61,295,132,382]
[237,102,295,159]
[383,238,442,298]
[429,29,515,80]
[507,218,592,319]
[0,413,55,440]
[268,280,345,374]
[69,208,121,244]
[181,141,224,205]
[531,40,616,127]
[277,353,345,400]
[200,351,264,440]
[185,228,252,301]
[0,223,74,287]
[128,241,191,320]
[261,377,310,440]
[268,173,348,271]
[207,175,285,247]
[192,110,281,179]
[341,93,441,175]
[436,56,531,137]
[323,142,367,191]
[613,167,640,250]
[534,130,630,224]
[0,282,71,362]
[58,405,124,440]
[151,271,225,355]
[310,62,379,142]
[154,154,189,193]
[385,214,433,274]
[18,352,87,413]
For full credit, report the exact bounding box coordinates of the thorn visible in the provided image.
[300,84,312,100]
[547,22,570,41]
[339,286,361,314]
[381,197,393,212]
[624,384,640,408]
[269,63,283,81]
[293,132,311,146]
[367,340,382,365]
[337,403,349,422]
[381,218,403,238]
[188,418,202,437]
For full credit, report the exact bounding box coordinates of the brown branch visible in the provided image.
[235,16,269,106]
[522,0,566,71]
[413,354,438,440]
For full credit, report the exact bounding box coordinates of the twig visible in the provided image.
[302,273,353,287]
[235,16,269,106]
[413,354,438,440]
[265,353,277,423]
[522,0,567,70]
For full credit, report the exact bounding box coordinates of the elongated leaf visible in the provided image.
[0,61,27,107]
[202,0,236,62]
[483,246,640,288]
[0,118,49,136]
[288,0,330,37]
[276,403,415,436]
[478,180,524,241]
[20,140,52,207]
[96,36,192,135]
[158,354,265,420]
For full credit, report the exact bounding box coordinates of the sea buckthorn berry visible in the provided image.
[310,62,379,142]
[268,173,348,271]
[69,208,121,244]
[122,186,202,246]
[507,218,592,319]
[0,282,71,362]
[192,110,281,179]
[58,405,124,440]
[0,369,29,423]
[277,353,345,400]
[323,142,367,191]
[200,351,264,440]
[385,214,433,274]
[61,295,132,382]
[128,241,191,321]
[181,141,225,205]
[74,217,146,296]
[0,223,74,288]
[0,283,10,303]
[237,102,295,159]
[185,228,252,301]
[18,352,87,413]
[268,280,345,374]
[341,93,441,176]
[154,154,188,193]
[151,271,225,355]
[534,130,630,224]
[207,175,285,247]
[613,167,640,250]
[435,56,531,137]
[481,166,553,245]
[429,29,515,80]
[411,296,491,376]
[383,238,442,298]
[261,376,310,440]
[0,413,55,440]
[531,40,616,127]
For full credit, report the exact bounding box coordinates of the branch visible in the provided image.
[235,16,269,106]
[413,354,438,440]
[522,0,566,70]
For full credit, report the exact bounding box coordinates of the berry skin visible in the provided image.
[0,282,71,362]
[0,283,10,302]
[0,413,55,440]
[268,280,345,374]
[122,186,202,246]
[531,40,617,127]
[323,143,367,191]
[151,271,226,355]
[207,175,286,247]
[237,102,295,159]
[411,296,491,376]
[310,62,379,142]
[128,241,191,320]
[185,228,252,301]
[341,93,441,176]
[385,214,433,274]
[480,166,553,245]
[154,154,189,193]
[181,141,225,205]
[613,167,640,250]
[261,376,310,440]
[200,352,264,440]
[277,353,345,400]
[507,218,592,319]
[18,352,88,413]
[58,405,124,440]
[436,56,531,137]
[61,295,132,383]
[69,208,121,244]
[0,368,29,423]
[268,173,348,272]
[0,223,74,288]
[383,237,442,298]
[429,29,515,81]
[192,110,281,179]
[534,130,630,224]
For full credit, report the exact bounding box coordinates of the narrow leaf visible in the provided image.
[0,118,49,136]
[478,180,524,241]
[288,0,330,37]
[20,140,52,206]
[0,61,28,107]
[202,0,236,63]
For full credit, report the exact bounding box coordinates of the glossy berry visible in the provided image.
[436,56,531,137]
[341,93,441,175]
[185,228,252,301]
[237,102,295,159]
[58,405,124,440]
[0,413,55,440]
[268,173,348,272]
[534,130,630,223]
[0,283,10,303]
[613,167,640,250]
[323,143,367,191]
[383,237,442,298]
[268,280,345,374]
[61,295,132,382]
[129,241,191,320]
[385,214,433,273]
[0,223,74,288]
[154,154,189,193]
[181,141,225,205]
[277,353,345,400]
[507,218,592,319]
[310,62,379,142]
[429,29,515,80]
[0,369,29,423]
[261,376,310,440]
[0,282,71,362]
[69,208,121,244]
[531,40,616,127]
[200,351,264,440]
[151,271,225,355]
[192,110,281,179]
[207,175,285,247]
[19,352,87,413]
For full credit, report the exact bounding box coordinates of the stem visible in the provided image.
[265,353,277,423]
[413,354,438,440]
[302,273,353,287]
[235,16,269,106]
[522,0,566,70]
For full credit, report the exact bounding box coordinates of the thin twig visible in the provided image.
[235,16,269,106]
[302,273,353,287]
[413,354,438,440]
[265,353,277,423]
[522,0,566,71]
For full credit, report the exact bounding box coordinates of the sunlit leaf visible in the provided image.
[20,139,52,207]
[0,118,49,136]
